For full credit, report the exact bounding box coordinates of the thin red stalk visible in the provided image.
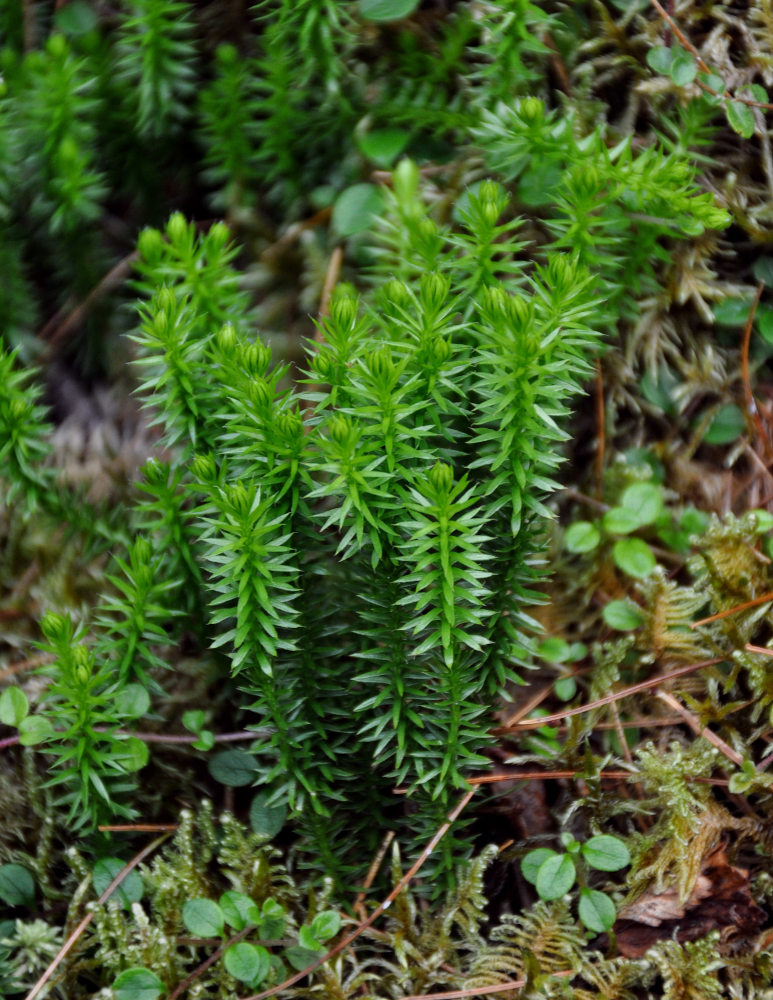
[494,658,723,732]
[692,593,773,628]
[399,968,575,1000]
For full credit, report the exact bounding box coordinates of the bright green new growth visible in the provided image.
[121,169,603,880]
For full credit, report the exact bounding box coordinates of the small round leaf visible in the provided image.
[285,945,322,972]
[310,910,341,942]
[224,942,271,986]
[208,749,257,787]
[754,258,773,287]
[582,835,631,871]
[621,482,663,526]
[115,684,150,719]
[357,128,409,167]
[612,538,656,578]
[602,600,644,631]
[18,714,54,746]
[220,890,260,931]
[92,858,144,907]
[670,50,697,86]
[0,686,29,726]
[55,0,99,36]
[182,898,225,938]
[113,967,165,1000]
[250,793,287,838]
[535,853,576,900]
[680,507,709,535]
[578,888,617,933]
[646,46,673,75]
[259,897,286,939]
[565,521,600,553]
[750,509,773,534]
[183,709,205,733]
[554,676,577,701]
[298,925,322,951]
[0,864,35,907]
[119,736,150,773]
[756,306,773,344]
[332,184,385,237]
[537,638,571,663]
[521,848,557,886]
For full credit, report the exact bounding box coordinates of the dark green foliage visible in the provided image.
[117,172,604,882]
[28,612,148,829]
[0,0,556,359]
[116,0,197,140]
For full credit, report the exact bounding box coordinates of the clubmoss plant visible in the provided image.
[117,173,605,884]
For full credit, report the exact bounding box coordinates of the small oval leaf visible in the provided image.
[537,638,571,663]
[182,898,225,938]
[18,714,54,746]
[621,482,663,526]
[220,890,260,931]
[250,793,287,839]
[646,46,673,75]
[582,835,631,871]
[612,538,656,578]
[332,183,385,237]
[285,944,322,972]
[113,967,165,1000]
[565,520,600,553]
[115,684,150,719]
[0,864,35,907]
[0,687,29,726]
[578,888,617,933]
[208,749,257,787]
[224,942,271,986]
[602,506,641,535]
[357,128,409,167]
[92,858,144,907]
[670,50,697,86]
[726,99,755,139]
[602,600,644,631]
[535,853,576,900]
[310,909,341,942]
[521,848,556,886]
[702,404,746,445]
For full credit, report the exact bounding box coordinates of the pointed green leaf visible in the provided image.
[0,864,35,907]
[182,898,225,938]
[310,910,341,942]
[582,835,631,871]
[578,888,617,933]
[224,942,271,986]
[726,100,755,139]
[92,858,144,908]
[535,853,576,900]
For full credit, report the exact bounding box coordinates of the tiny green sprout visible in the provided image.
[521,834,630,933]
